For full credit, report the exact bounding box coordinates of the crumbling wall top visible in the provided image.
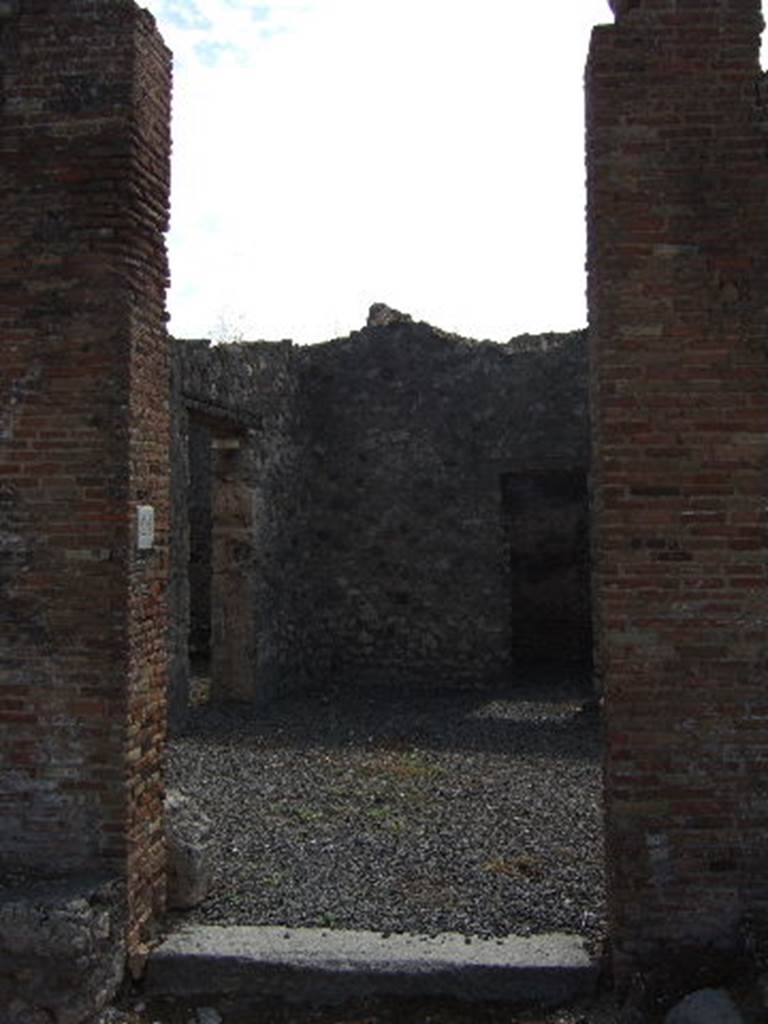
[607,0,762,23]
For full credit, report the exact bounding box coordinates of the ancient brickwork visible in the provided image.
[587,0,768,986]
[0,0,171,985]
[124,7,173,954]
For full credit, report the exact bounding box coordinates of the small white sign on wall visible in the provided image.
[137,505,155,551]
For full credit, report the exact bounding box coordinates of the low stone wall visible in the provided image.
[0,876,126,1024]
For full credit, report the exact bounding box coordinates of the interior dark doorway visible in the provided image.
[500,469,592,668]
[188,418,213,690]
[186,415,255,707]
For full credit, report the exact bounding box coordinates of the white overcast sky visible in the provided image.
[141,0,613,344]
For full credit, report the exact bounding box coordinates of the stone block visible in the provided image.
[166,789,214,909]
[0,877,125,1024]
[665,988,744,1024]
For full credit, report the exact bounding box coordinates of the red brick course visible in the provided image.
[0,0,171,953]
[587,0,768,987]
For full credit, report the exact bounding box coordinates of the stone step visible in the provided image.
[145,925,597,1007]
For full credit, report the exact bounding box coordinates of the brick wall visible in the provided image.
[124,5,173,952]
[587,0,768,988]
[0,0,171,955]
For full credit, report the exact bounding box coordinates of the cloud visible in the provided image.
[143,0,612,343]
[194,39,248,66]
[154,0,212,31]
[144,0,313,72]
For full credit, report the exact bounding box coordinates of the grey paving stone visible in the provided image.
[145,925,596,1007]
[665,988,745,1024]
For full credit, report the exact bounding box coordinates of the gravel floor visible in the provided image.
[167,669,606,950]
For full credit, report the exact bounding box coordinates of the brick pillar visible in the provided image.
[0,0,171,958]
[586,0,768,988]
[211,434,256,703]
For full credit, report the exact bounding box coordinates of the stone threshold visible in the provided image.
[144,926,597,1007]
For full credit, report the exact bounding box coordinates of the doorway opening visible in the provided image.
[186,414,255,707]
[500,469,592,669]
[169,429,603,952]
[187,417,213,694]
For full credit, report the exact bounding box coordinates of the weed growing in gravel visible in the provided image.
[262,871,286,888]
[362,802,407,834]
[292,803,325,824]
[483,854,545,882]
[314,911,340,928]
[361,750,442,782]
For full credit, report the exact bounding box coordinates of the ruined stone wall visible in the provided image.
[170,339,306,714]
[171,318,590,706]
[0,0,171,996]
[587,0,768,988]
[295,316,590,688]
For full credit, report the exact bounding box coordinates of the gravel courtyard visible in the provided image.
[166,670,606,950]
